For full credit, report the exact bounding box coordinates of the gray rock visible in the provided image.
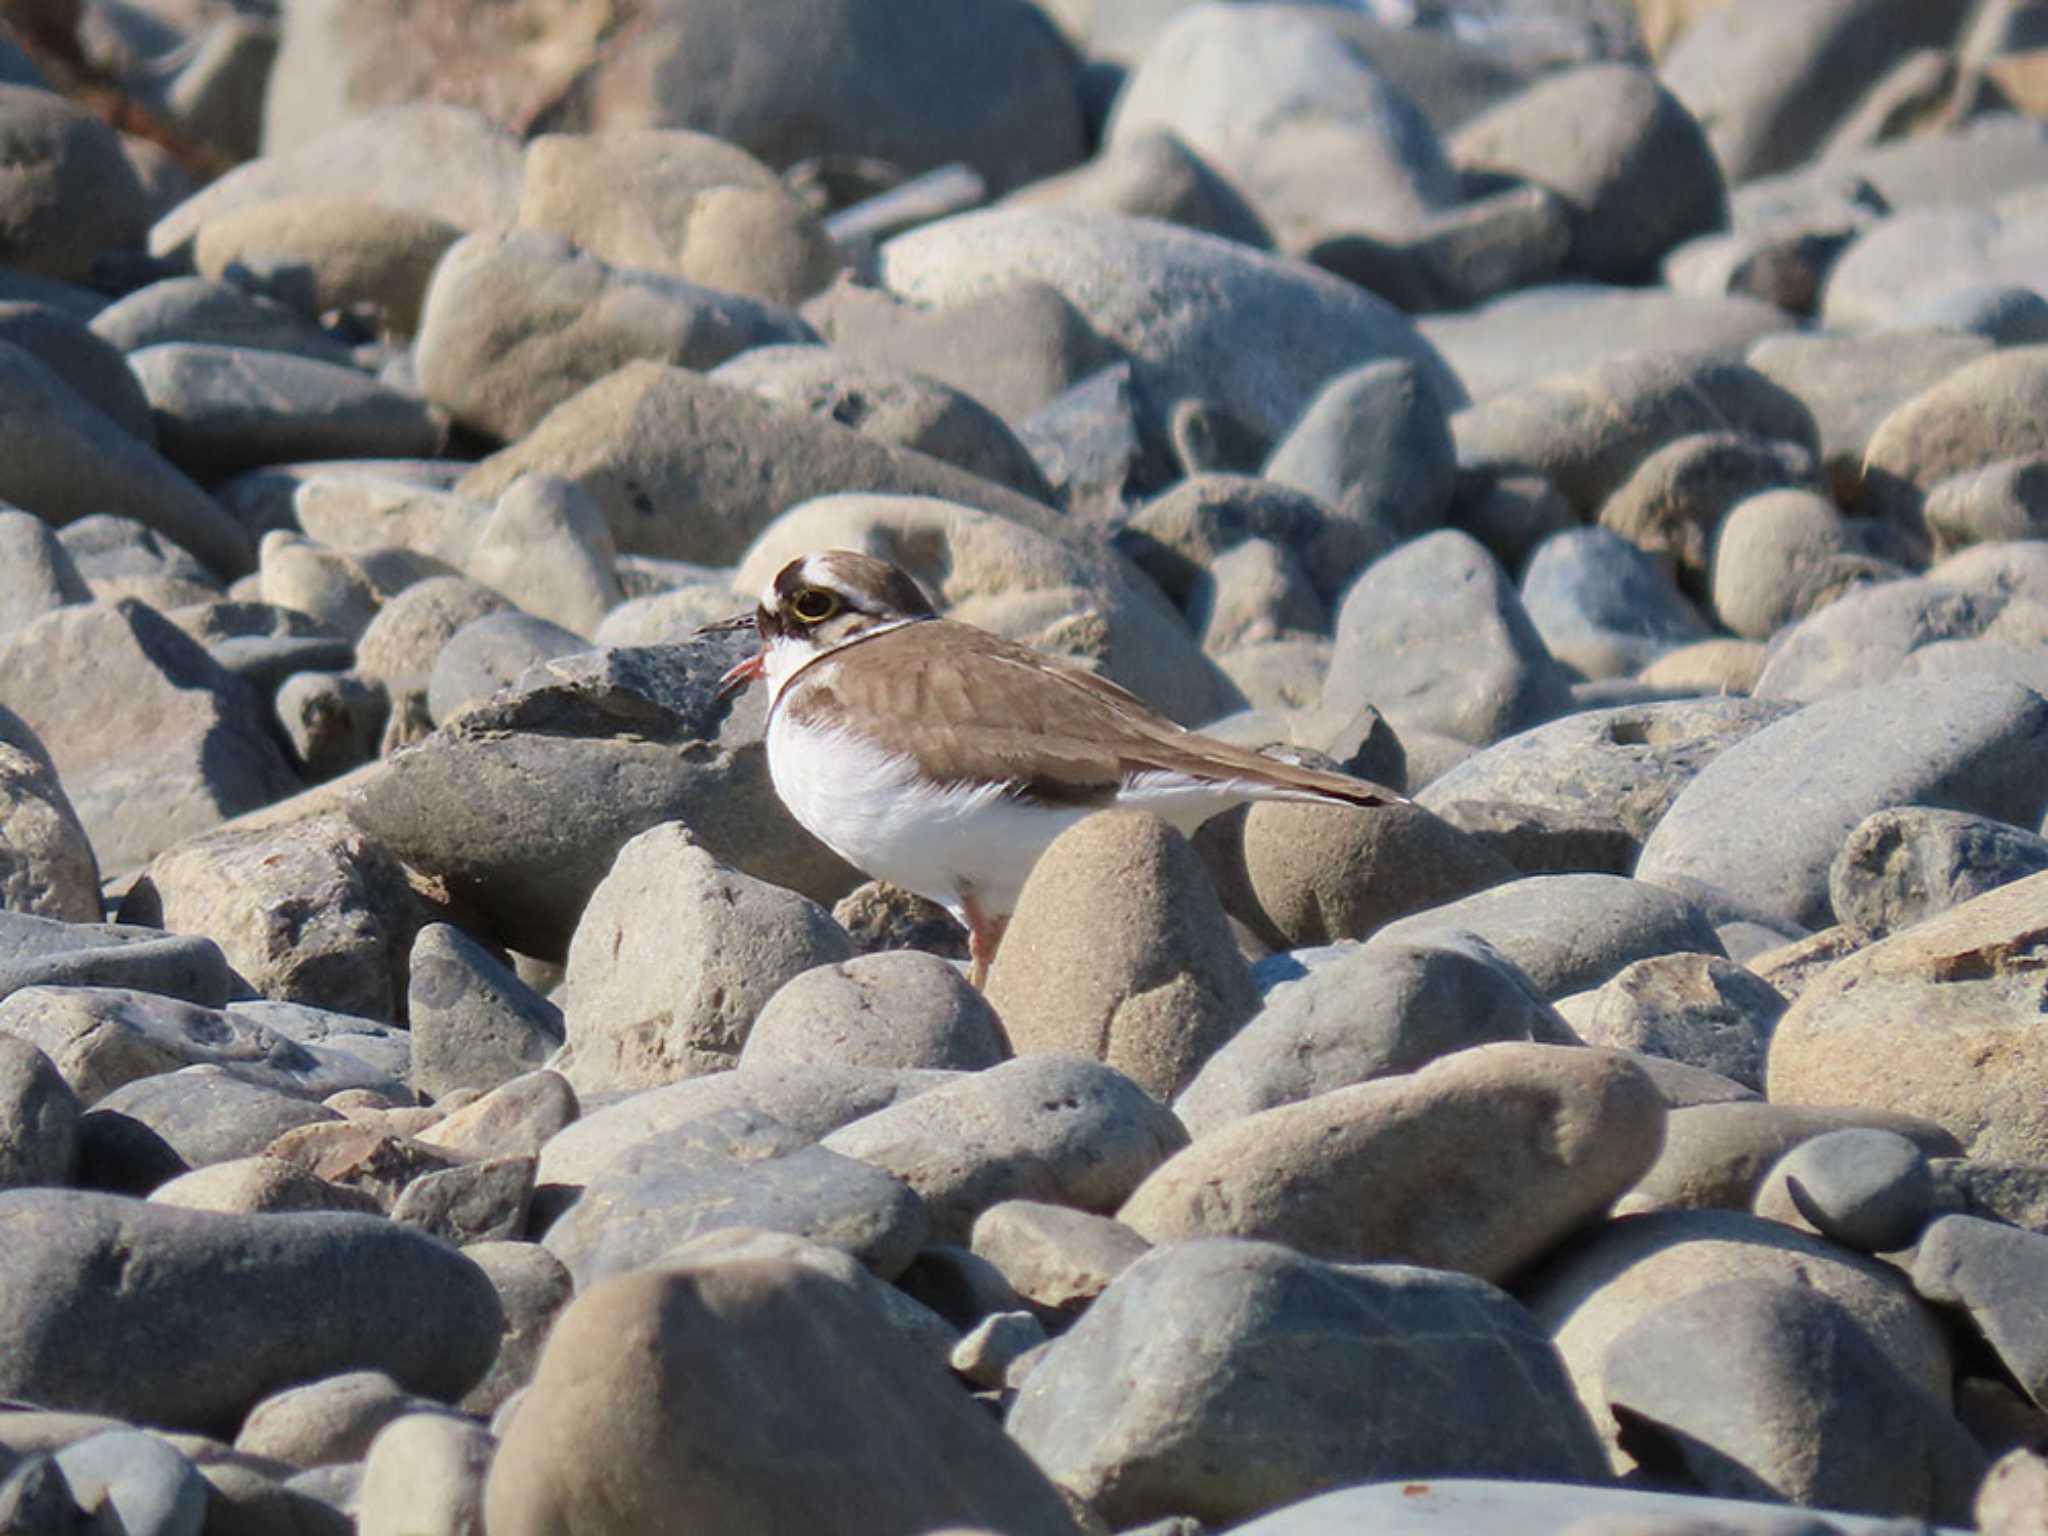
[1602,1277,1982,1521]
[1905,282,2048,346]
[1450,65,1725,283]
[1598,431,1821,596]
[89,275,358,367]
[0,719,99,925]
[52,1430,206,1536]
[118,816,425,1022]
[1756,1127,1935,1253]
[166,599,353,691]
[1008,125,1270,250]
[1014,360,1178,519]
[457,1239,572,1416]
[275,670,388,782]
[1520,526,1712,678]
[148,1153,379,1217]
[353,574,508,697]
[559,822,854,1091]
[0,986,405,1107]
[236,1368,445,1469]
[1573,953,1785,1092]
[1914,1215,2048,1409]
[1418,697,1797,875]
[483,1254,1078,1536]
[1307,180,1572,316]
[1124,1043,1664,1280]
[0,302,154,445]
[1174,934,1578,1138]
[357,1412,492,1536]
[1263,358,1456,579]
[94,1065,340,1169]
[1372,873,1726,1000]
[0,509,89,638]
[1007,1238,1607,1529]
[1708,487,1883,641]
[542,1105,925,1287]
[822,1054,1187,1244]
[1831,805,2048,941]
[0,599,297,871]
[1115,474,1340,607]
[0,85,148,283]
[425,609,584,725]
[1978,1446,2048,1536]
[0,1033,74,1189]
[415,1071,578,1166]
[415,229,815,443]
[462,474,622,639]
[348,633,860,961]
[1636,678,2048,929]
[408,925,565,1100]
[950,1309,1046,1388]
[1326,528,1574,745]
[1189,538,1326,652]
[0,1190,501,1432]
[984,811,1258,1102]
[1750,577,2014,701]
[876,206,1463,446]
[1924,453,2048,560]
[1823,197,2048,334]
[741,952,1004,1074]
[0,909,238,1008]
[391,1155,534,1246]
[1859,344,2048,538]
[1620,1100,1959,1217]
[968,1199,1151,1313]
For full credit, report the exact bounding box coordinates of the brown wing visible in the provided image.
[780,621,1406,809]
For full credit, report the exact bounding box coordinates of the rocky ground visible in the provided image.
[3,0,2048,1532]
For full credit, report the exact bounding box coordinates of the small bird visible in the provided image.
[714,549,1405,985]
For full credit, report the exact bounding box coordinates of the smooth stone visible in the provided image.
[1620,1100,1959,1216]
[1977,1446,2048,1536]
[1012,358,1177,520]
[1861,345,2048,536]
[51,1430,206,1536]
[821,1055,1187,1245]
[1754,1126,1935,1252]
[0,717,99,924]
[1768,872,2048,1160]
[1601,1276,1981,1521]
[1924,452,2048,560]
[0,303,153,445]
[542,1104,925,1286]
[165,598,352,691]
[118,815,423,1021]
[1572,953,1785,1092]
[1453,352,1817,520]
[876,206,1463,444]
[1325,528,1575,745]
[1904,281,2048,345]
[1007,1238,1607,1529]
[1598,431,1820,595]
[356,1412,492,1536]
[1914,1214,2048,1409]
[0,1190,501,1432]
[0,986,406,1107]
[407,925,565,1100]
[390,1155,535,1245]
[1173,933,1572,1137]
[1188,538,1325,653]
[232,999,412,1089]
[353,574,508,697]
[1008,124,1270,250]
[0,910,237,1008]
[1125,1043,1663,1279]
[1750,577,2018,701]
[984,811,1256,1102]
[1831,805,2048,941]
[415,1071,578,1165]
[415,228,814,443]
[425,609,584,726]
[153,104,524,260]
[968,1200,1151,1313]
[458,1239,573,1416]
[94,1066,339,1169]
[1636,637,1769,693]
[191,196,461,337]
[347,632,861,961]
[1113,474,1341,605]
[1823,197,2048,334]
[740,952,1005,1074]
[558,822,853,1091]
[1745,328,1993,501]
[711,344,1050,501]
[0,509,89,637]
[830,880,969,961]
[148,1154,380,1216]
[1371,873,1725,1000]
[1418,697,1797,874]
[0,1035,76,1189]
[1708,487,1880,640]
[461,475,622,639]
[236,1369,444,1468]
[532,1062,955,1199]
[483,1256,1078,1536]
[1637,678,2048,929]
[88,275,358,367]
[0,85,149,283]
[1520,526,1711,677]
[1449,64,1725,283]
[1525,1208,1955,1469]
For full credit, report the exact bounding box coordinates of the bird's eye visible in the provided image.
[790,588,840,624]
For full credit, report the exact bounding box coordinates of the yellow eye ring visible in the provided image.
[790,588,840,624]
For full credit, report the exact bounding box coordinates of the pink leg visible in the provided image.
[958,886,1009,990]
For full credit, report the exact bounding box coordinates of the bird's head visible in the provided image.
[712,549,939,700]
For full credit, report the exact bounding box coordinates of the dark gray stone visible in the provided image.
[0,303,155,445]
[1831,805,2048,941]
[541,1106,927,1288]
[1007,1238,1607,1529]
[1519,527,1712,678]
[1574,953,1785,1092]
[88,275,359,366]
[1371,873,1726,999]
[1113,474,1341,605]
[390,1155,534,1246]
[408,923,565,1101]
[94,1065,340,1168]
[0,509,88,638]
[0,1035,76,1189]
[0,1189,502,1433]
[1637,678,2048,930]
[0,911,240,1008]
[1174,932,1569,1137]
[1913,1214,2048,1409]
[1603,1278,1982,1522]
[1325,528,1575,745]
[1013,361,1177,520]
[52,1430,207,1536]
[1763,1127,1934,1253]
[166,600,352,692]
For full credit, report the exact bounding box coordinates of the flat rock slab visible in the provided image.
[0,911,238,1007]
[0,1189,501,1434]
[1007,1238,1606,1529]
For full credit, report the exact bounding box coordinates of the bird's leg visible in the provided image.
[958,886,1009,990]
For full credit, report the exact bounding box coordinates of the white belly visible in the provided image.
[765,711,1090,920]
